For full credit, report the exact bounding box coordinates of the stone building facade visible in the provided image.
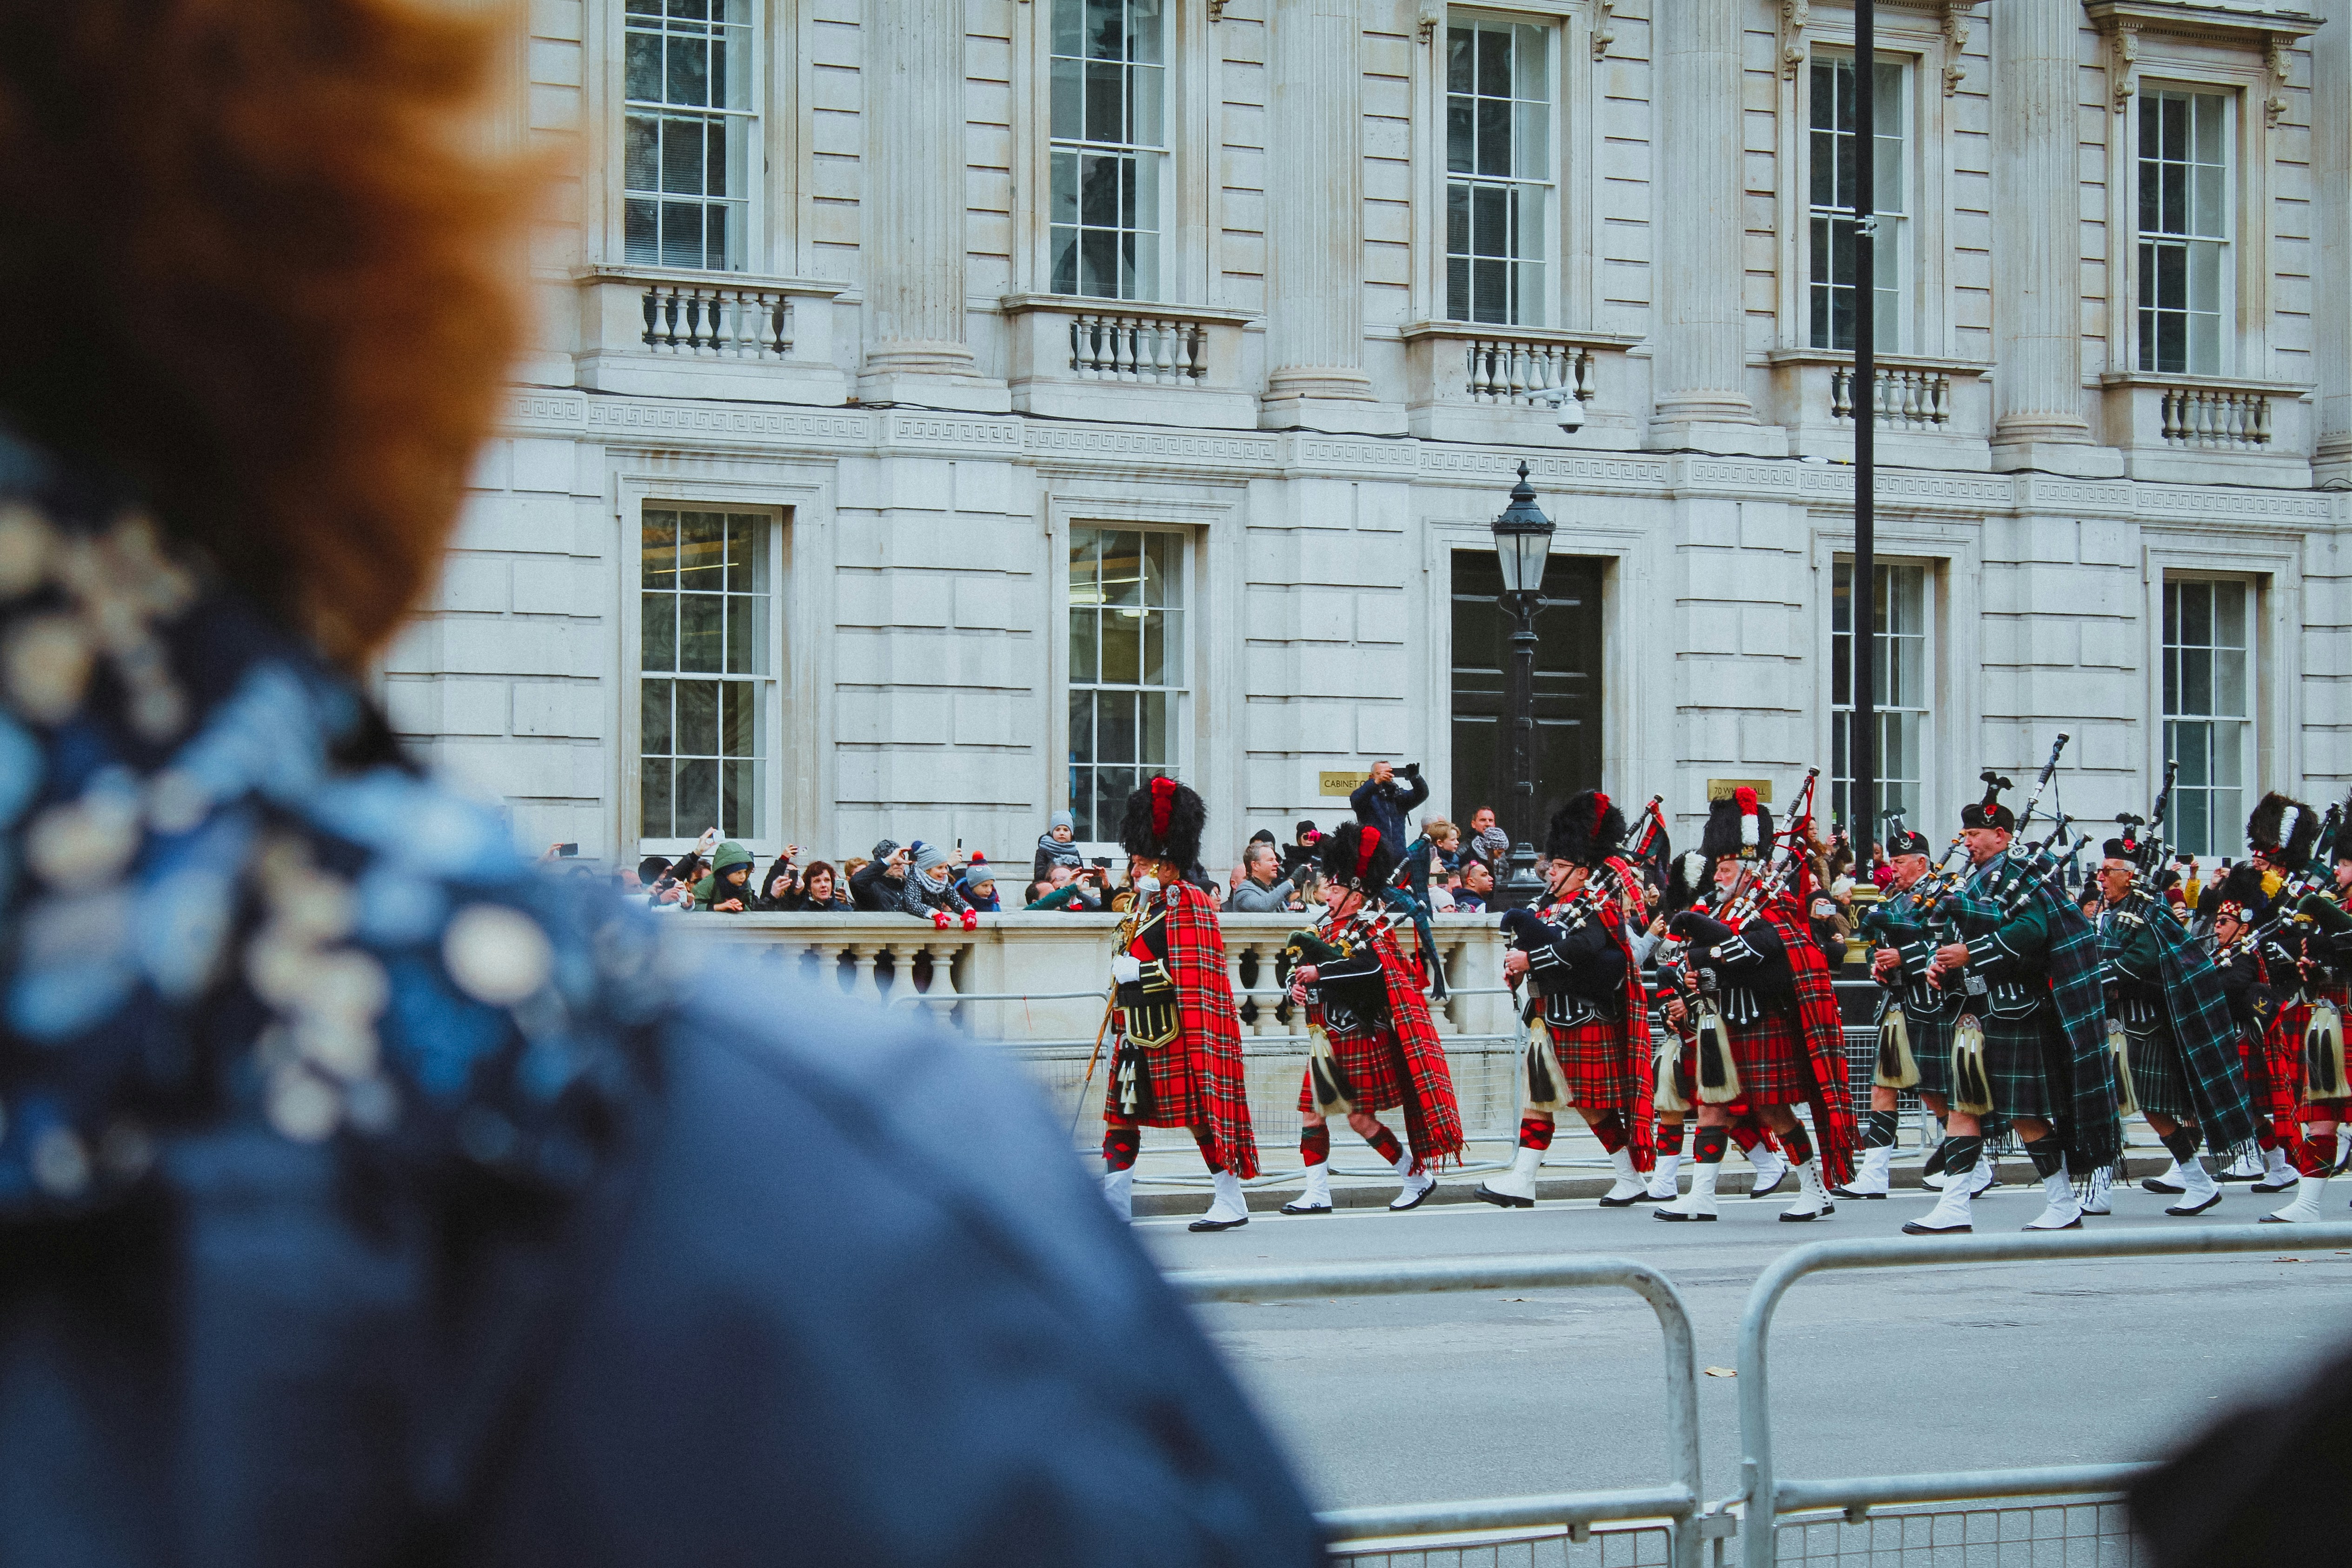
[393,0,2352,871]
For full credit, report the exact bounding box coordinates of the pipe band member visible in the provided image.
[2093,828,2260,1217]
[1476,790,1655,1210]
[2201,864,2299,1195]
[1655,788,1856,1224]
[2248,795,2352,1223]
[1905,777,2121,1235]
[1844,825,1971,1202]
[1102,776,1261,1232]
[1282,822,1464,1215]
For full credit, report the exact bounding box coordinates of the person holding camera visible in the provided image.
[1224,839,1298,914]
[1349,760,1428,850]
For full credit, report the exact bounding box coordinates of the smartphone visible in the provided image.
[1091,857,1111,869]
[556,843,579,857]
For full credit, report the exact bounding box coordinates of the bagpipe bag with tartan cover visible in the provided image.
[1513,874,1655,1173]
[1744,893,1858,1187]
[1321,912,1465,1170]
[1114,878,1260,1178]
[1944,858,2125,1176]
[2133,893,2262,1161]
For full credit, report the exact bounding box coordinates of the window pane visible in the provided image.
[642,593,677,672]
[721,680,756,758]
[1069,688,1094,765]
[1070,608,1098,684]
[677,678,719,756]
[1101,607,1142,684]
[679,511,724,589]
[1096,689,1136,762]
[1140,690,1170,767]
[1142,609,1165,689]
[642,510,678,589]
[641,757,673,839]
[725,512,764,592]
[642,678,673,756]
[724,592,763,675]
[679,593,724,671]
[674,760,718,839]
[1101,532,1144,606]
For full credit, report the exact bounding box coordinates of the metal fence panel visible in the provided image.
[1335,1523,1675,1568]
[1774,1498,2145,1568]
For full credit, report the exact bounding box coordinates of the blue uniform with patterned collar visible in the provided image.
[0,426,1320,1567]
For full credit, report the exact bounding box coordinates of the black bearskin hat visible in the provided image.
[1544,789,1627,867]
[1699,786,1771,865]
[2246,791,2319,871]
[1119,776,1206,870]
[1318,820,1401,892]
[2198,860,2272,925]
[2333,813,2352,865]
[1664,846,1709,914]
[1960,771,2015,833]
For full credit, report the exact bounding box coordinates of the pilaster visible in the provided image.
[858,0,1009,412]
[1989,0,2118,475]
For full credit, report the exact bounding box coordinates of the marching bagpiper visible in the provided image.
[2091,823,2260,1216]
[1844,824,1976,1203]
[2199,863,2297,1194]
[1281,822,1465,1214]
[1474,791,1656,1209]
[1100,777,1262,1231]
[1904,775,2121,1235]
[2245,796,2352,1221]
[1653,785,1857,1223]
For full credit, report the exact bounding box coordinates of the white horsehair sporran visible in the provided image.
[2107,1016,2140,1119]
[1693,997,1743,1103]
[1950,1014,1994,1116]
[1306,1016,1356,1116]
[1520,1014,1570,1113]
[2304,997,2348,1103]
[1653,1033,1688,1114]
[1874,1003,1921,1090]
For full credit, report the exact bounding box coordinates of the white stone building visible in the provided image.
[393,0,2352,875]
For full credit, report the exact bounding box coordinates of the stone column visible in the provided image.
[1989,0,2114,472]
[1648,0,1776,454]
[858,0,1007,411]
[1260,0,1400,433]
[2316,0,2351,483]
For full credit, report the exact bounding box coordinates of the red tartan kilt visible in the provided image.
[1547,1018,1640,1107]
[1728,1007,1809,1105]
[1298,1026,1411,1114]
[1107,1036,1217,1129]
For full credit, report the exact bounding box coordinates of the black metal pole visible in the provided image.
[1853,0,1877,852]
[1503,591,1543,910]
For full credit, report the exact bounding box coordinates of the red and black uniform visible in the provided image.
[1295,908,1463,1173]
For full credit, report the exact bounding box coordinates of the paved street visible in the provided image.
[1141,1181,2352,1515]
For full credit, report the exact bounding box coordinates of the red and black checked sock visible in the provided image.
[1863,1109,1898,1149]
[1518,1115,1555,1152]
[1103,1124,1140,1172]
[1694,1126,1730,1165]
[1658,1120,1687,1156]
[1588,1110,1628,1155]
[1781,1123,1814,1166]
[1365,1123,1405,1166]
[1191,1125,1225,1174]
[2295,1134,2334,1179]
[2255,1121,2278,1152]
[1728,1123,1763,1155]
[1300,1125,1331,1166]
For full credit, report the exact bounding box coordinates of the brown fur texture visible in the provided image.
[0,0,533,665]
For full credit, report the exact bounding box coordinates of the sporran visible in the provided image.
[1693,1000,1743,1104]
[1653,1034,1689,1114]
[1874,1003,1921,1090]
[2107,1016,2140,1119]
[1306,1019,1357,1116]
[1951,1013,1994,1116]
[2304,997,2349,1102]
[1521,1016,1570,1113]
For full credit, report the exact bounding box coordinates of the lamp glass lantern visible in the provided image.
[1490,463,1556,595]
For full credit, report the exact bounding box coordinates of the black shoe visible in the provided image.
[2259,1213,2292,1223]
[1187,1214,1249,1232]
[2166,1191,2223,1217]
[1779,1207,1827,1223]
[1598,1191,1643,1209]
[1278,1200,1334,1216]
[1389,1181,1436,1212]
[1749,1170,1788,1199]
[2022,1217,2085,1231]
[2142,1176,2186,1196]
[1829,1184,1888,1201]
[1473,1183,1533,1209]
[1654,1207,1717,1222]
[2252,1176,2297,1193]
[1902,1219,1972,1235]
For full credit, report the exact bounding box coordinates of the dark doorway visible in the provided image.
[1450,551,1604,846]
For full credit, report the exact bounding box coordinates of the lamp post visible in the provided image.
[1490,462,1556,911]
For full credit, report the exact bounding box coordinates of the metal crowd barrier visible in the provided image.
[1731,1223,2352,1567]
[1168,1255,1708,1568]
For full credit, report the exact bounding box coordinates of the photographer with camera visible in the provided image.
[1348,759,1430,851]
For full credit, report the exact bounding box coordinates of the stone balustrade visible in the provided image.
[2098,372,2312,485]
[1830,363,1953,430]
[572,266,849,404]
[999,295,1258,427]
[1399,323,1634,446]
[1766,350,1992,466]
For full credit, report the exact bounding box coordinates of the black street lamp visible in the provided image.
[1489,462,1555,911]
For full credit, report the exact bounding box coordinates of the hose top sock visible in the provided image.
[1694,1126,1731,1164]
[1781,1123,1815,1167]
[1588,1109,1628,1155]
[1103,1124,1142,1172]
[1864,1108,1899,1149]
[1191,1125,1226,1175]
[1657,1119,1688,1155]
[1729,1123,1763,1154]
[1300,1124,1332,1165]
[2159,1124,2203,1165]
[1366,1124,1405,1167]
[2022,1138,2064,1180]
[1518,1115,1556,1152]
[1938,1134,1983,1178]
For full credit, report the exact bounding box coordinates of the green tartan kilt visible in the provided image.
[1973,1010,2065,1121]
[1901,1008,1958,1100]
[2123,1024,2195,1121]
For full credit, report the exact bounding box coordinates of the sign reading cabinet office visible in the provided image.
[1319,771,1371,798]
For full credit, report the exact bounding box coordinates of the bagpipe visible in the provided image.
[2215,798,2345,967]
[1710,768,1821,933]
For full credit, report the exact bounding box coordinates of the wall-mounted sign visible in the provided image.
[1706,778,1775,804]
[1319,770,1371,798]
